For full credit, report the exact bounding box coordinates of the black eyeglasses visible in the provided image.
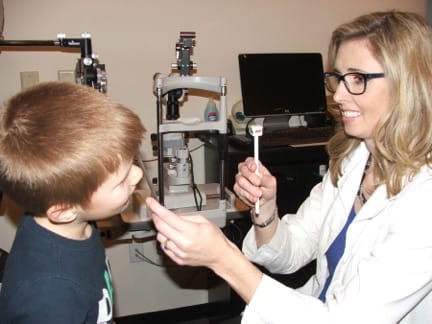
[324,72,385,95]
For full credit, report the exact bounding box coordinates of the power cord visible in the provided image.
[133,247,178,268]
[187,145,203,211]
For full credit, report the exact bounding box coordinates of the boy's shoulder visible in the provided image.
[0,216,110,322]
[7,215,105,281]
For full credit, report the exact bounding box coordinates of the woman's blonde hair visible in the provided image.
[0,81,146,214]
[327,11,432,196]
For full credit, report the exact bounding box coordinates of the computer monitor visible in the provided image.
[238,53,327,123]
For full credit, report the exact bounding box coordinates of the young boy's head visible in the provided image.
[0,81,146,216]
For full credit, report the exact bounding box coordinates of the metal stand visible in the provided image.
[154,74,228,227]
[0,33,107,92]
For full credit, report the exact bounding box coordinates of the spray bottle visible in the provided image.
[204,98,218,121]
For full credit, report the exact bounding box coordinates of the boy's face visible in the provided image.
[78,159,143,220]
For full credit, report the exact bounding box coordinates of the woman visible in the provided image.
[146,11,432,323]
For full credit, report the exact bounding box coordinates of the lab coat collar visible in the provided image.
[320,143,384,251]
[339,143,390,221]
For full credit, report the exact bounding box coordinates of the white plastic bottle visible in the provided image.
[204,98,218,121]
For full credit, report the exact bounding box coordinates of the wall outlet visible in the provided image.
[129,241,145,263]
[58,70,75,83]
[20,71,39,90]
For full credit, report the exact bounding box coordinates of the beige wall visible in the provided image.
[0,0,426,317]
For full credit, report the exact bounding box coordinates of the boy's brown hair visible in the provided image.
[0,81,145,214]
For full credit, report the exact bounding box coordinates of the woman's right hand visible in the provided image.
[233,157,277,209]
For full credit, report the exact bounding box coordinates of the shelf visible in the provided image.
[159,119,227,133]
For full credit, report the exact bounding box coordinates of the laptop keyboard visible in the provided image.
[261,126,334,147]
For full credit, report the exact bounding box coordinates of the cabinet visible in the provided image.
[205,137,329,215]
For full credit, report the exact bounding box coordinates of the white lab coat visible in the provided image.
[242,142,432,323]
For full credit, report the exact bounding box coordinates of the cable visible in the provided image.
[222,220,244,246]
[136,141,206,210]
[187,146,203,211]
[134,248,178,268]
[188,142,205,153]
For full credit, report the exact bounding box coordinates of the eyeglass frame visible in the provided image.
[324,71,385,95]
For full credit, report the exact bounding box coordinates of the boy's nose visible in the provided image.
[130,165,144,186]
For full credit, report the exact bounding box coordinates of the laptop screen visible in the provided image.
[238,53,327,118]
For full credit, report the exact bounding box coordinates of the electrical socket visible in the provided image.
[129,241,145,263]
[20,71,39,90]
[58,70,75,83]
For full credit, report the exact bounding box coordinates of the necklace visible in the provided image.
[357,154,372,206]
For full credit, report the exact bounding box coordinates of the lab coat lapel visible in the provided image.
[338,143,371,209]
[354,184,388,221]
[321,145,370,247]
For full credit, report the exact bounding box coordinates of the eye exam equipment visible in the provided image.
[165,31,196,120]
[153,32,228,227]
[0,33,107,92]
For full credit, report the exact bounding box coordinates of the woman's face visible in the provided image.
[333,38,391,149]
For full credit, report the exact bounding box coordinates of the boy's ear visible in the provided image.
[46,204,78,224]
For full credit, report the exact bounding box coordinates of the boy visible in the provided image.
[0,81,146,323]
